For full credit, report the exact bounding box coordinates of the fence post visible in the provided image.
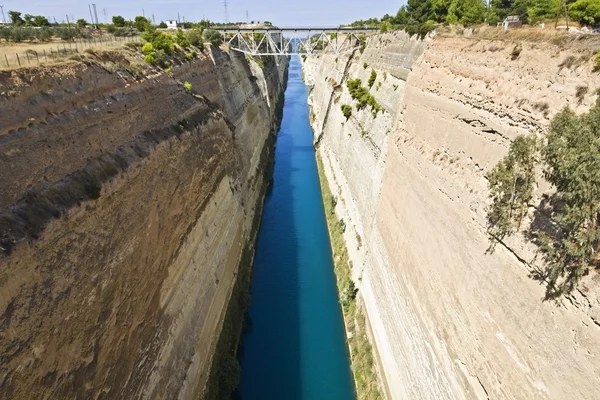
[16,53,21,67]
[44,49,48,63]
[26,52,30,65]
[35,52,39,64]
[4,54,9,68]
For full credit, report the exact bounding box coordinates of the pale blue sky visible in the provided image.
[0,0,404,26]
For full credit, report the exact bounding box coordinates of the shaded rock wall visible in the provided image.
[304,31,600,399]
[0,48,287,399]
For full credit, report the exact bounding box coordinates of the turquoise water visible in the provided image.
[238,56,355,400]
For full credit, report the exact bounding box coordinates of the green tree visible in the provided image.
[526,0,558,23]
[8,10,24,25]
[539,103,600,297]
[134,15,150,31]
[158,21,168,28]
[76,18,87,28]
[112,15,126,27]
[569,0,600,25]
[447,0,487,25]
[486,135,538,246]
[203,29,223,47]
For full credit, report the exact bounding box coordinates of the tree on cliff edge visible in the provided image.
[487,99,600,299]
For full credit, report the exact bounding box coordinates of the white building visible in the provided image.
[164,20,177,29]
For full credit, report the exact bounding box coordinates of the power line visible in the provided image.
[0,5,6,24]
[223,0,229,23]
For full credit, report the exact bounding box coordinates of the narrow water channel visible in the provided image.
[238,56,355,399]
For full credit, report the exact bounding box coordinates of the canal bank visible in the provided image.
[238,56,355,399]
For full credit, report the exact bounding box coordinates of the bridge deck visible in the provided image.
[213,27,378,33]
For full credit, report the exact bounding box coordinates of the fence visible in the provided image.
[1,35,141,69]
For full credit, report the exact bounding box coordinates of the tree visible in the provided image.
[569,0,600,26]
[112,15,126,27]
[486,135,538,247]
[203,29,223,47]
[134,15,150,31]
[77,18,87,28]
[158,21,168,28]
[33,15,51,27]
[486,100,600,298]
[526,0,558,24]
[9,11,24,25]
[446,0,487,25]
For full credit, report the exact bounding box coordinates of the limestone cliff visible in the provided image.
[0,47,287,399]
[304,31,600,399]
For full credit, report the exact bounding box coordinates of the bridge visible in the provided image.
[212,27,378,56]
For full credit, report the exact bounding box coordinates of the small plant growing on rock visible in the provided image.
[594,50,600,72]
[575,85,588,104]
[341,104,352,119]
[363,62,368,69]
[184,81,192,92]
[510,44,522,60]
[368,70,377,88]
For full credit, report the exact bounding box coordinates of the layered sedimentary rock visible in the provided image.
[304,31,600,399]
[0,47,287,399]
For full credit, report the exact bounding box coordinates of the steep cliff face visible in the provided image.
[304,31,600,399]
[0,48,287,399]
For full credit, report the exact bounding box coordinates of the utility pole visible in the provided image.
[177,12,180,24]
[142,9,145,17]
[246,10,248,24]
[152,14,155,24]
[102,8,107,23]
[92,4,99,26]
[88,4,95,28]
[223,0,229,24]
[0,5,6,24]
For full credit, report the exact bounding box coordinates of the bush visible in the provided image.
[363,62,368,69]
[203,29,223,47]
[175,29,191,48]
[341,104,352,119]
[185,28,204,47]
[569,0,600,26]
[346,78,382,116]
[368,70,377,88]
[184,81,192,92]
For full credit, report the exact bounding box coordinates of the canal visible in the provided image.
[238,56,355,399]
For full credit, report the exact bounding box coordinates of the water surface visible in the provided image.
[238,56,355,400]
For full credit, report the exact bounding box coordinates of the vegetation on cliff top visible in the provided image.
[487,99,600,299]
[317,154,383,400]
[349,0,600,32]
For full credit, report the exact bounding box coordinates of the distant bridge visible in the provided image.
[212,27,378,56]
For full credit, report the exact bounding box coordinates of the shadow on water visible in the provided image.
[237,57,354,399]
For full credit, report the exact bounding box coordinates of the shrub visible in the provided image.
[575,86,588,104]
[203,29,223,47]
[594,50,600,73]
[363,62,368,69]
[184,81,192,92]
[368,70,377,88]
[341,104,352,119]
[346,78,382,116]
[185,28,204,47]
[175,29,191,48]
[511,44,522,60]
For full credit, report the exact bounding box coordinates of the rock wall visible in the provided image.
[304,31,600,399]
[0,47,287,399]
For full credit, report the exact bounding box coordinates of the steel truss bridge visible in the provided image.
[213,27,378,56]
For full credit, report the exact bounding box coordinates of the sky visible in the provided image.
[0,0,404,26]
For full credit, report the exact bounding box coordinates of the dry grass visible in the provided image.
[437,23,600,52]
[0,35,140,70]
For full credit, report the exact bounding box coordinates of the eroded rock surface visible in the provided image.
[0,48,287,399]
[304,31,600,399]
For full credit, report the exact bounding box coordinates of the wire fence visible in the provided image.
[0,35,142,69]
